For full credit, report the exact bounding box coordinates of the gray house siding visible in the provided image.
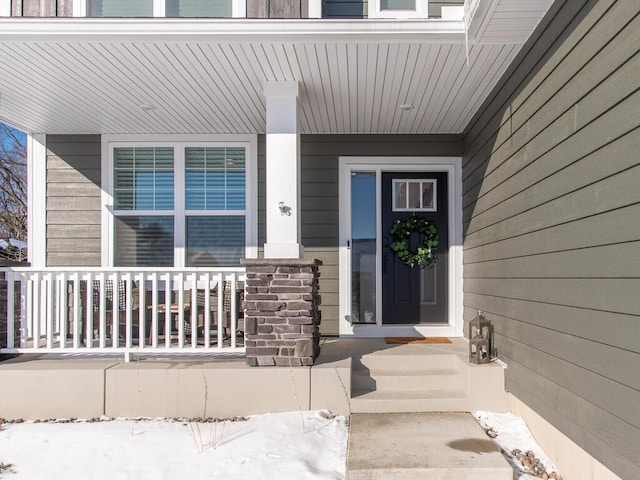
[11,0,72,16]
[461,0,640,478]
[247,0,309,18]
[46,135,102,267]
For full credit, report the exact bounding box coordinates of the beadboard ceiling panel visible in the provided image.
[0,39,522,135]
[0,1,554,135]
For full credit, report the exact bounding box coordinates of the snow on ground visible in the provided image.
[0,410,348,480]
[0,409,561,480]
[475,411,561,480]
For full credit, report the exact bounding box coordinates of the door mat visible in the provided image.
[384,337,452,345]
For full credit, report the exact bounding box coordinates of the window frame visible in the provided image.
[368,0,428,19]
[102,134,258,268]
[392,178,437,212]
[75,0,246,18]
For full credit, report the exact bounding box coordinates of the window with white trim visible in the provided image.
[369,0,428,18]
[108,140,254,267]
[80,0,244,17]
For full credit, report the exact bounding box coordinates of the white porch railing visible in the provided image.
[0,267,246,360]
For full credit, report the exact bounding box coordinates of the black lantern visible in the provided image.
[468,311,496,364]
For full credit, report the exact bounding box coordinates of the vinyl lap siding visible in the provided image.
[46,135,102,267]
[461,1,640,478]
[11,0,72,16]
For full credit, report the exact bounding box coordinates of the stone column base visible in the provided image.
[241,258,322,366]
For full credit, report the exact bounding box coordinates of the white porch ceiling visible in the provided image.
[0,1,554,135]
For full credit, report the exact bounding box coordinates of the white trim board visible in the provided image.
[0,0,10,17]
[27,134,47,269]
[338,156,464,338]
[100,134,258,268]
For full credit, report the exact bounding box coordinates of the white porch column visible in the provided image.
[27,133,47,268]
[263,81,303,259]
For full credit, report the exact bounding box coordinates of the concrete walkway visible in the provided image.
[347,412,513,479]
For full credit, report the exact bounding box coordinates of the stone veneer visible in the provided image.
[240,258,322,366]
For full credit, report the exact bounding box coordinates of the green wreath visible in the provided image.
[389,216,438,268]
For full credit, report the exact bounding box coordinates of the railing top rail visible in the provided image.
[0,266,247,274]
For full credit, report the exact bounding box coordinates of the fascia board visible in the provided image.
[464,0,500,42]
[0,18,466,43]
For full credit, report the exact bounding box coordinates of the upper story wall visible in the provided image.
[8,0,312,18]
[323,0,462,19]
[7,0,461,18]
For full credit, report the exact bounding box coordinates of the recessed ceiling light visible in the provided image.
[139,104,156,111]
[399,103,414,111]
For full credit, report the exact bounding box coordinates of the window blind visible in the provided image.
[114,147,174,210]
[185,147,246,211]
[186,216,245,266]
[114,216,174,267]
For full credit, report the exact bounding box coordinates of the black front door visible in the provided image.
[381,172,448,324]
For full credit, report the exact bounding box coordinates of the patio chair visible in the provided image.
[90,280,144,344]
[182,280,244,344]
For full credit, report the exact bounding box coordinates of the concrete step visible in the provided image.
[350,389,469,413]
[347,413,513,479]
[352,367,463,392]
[355,353,457,371]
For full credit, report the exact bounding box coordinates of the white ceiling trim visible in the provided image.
[0,18,468,43]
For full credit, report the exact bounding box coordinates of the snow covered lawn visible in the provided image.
[0,411,348,480]
[475,411,562,480]
[0,409,562,480]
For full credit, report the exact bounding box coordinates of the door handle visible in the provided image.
[383,253,388,275]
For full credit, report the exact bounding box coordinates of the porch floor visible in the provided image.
[0,337,508,420]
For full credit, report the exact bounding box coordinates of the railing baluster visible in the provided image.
[6,272,14,349]
[59,273,67,349]
[230,274,237,349]
[151,273,158,348]
[98,273,106,348]
[164,273,171,348]
[203,272,211,349]
[31,273,40,349]
[190,272,197,348]
[177,272,185,349]
[85,272,94,348]
[72,273,80,349]
[137,272,146,349]
[46,273,54,349]
[112,272,119,348]
[217,273,224,348]
[125,274,132,349]
[19,273,27,348]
